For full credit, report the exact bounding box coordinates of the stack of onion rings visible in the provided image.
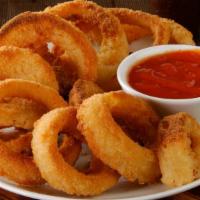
[32,107,119,196]
[0,12,97,96]
[0,46,59,129]
[45,0,129,91]
[109,8,171,45]
[109,8,195,45]
[0,79,68,185]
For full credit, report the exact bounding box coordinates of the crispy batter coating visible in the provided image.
[69,79,103,107]
[0,79,67,185]
[162,19,195,45]
[122,24,150,43]
[0,12,97,95]
[32,107,119,196]
[0,46,59,129]
[77,91,160,184]
[109,8,171,45]
[45,0,129,91]
[0,98,47,130]
[111,8,195,45]
[158,112,200,187]
[0,79,67,110]
[0,132,81,186]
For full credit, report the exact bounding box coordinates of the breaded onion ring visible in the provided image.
[0,12,97,95]
[162,19,195,45]
[0,79,67,185]
[69,79,103,107]
[0,98,47,130]
[77,91,160,184]
[0,132,81,185]
[45,0,129,91]
[0,46,58,90]
[157,112,200,187]
[109,8,170,45]
[112,9,195,45]
[0,46,59,129]
[32,107,119,196]
[0,79,67,111]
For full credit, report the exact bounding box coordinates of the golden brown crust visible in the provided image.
[0,11,97,94]
[158,112,200,186]
[162,18,195,45]
[45,0,129,91]
[0,98,47,129]
[109,8,171,45]
[32,107,119,196]
[69,79,103,106]
[0,45,59,129]
[0,46,58,90]
[77,91,160,184]
[0,79,67,110]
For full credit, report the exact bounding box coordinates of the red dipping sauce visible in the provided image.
[128,51,200,99]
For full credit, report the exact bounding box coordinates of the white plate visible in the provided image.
[0,177,200,200]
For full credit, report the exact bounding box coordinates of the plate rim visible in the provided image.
[0,178,200,200]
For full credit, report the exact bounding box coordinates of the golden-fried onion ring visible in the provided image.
[32,107,119,196]
[162,18,195,45]
[109,8,170,45]
[0,98,47,130]
[112,10,194,45]
[0,46,58,90]
[0,45,59,130]
[0,132,81,185]
[158,112,200,186]
[0,12,97,95]
[0,79,67,111]
[0,79,67,185]
[77,91,160,184]
[45,0,128,91]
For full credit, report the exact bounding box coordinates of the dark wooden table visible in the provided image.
[0,0,200,199]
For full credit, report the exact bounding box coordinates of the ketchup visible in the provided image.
[128,51,200,99]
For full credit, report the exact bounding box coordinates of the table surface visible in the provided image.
[0,0,200,199]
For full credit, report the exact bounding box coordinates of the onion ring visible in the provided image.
[109,8,171,45]
[0,12,97,96]
[45,0,129,91]
[0,46,58,90]
[123,18,195,45]
[0,98,47,130]
[0,79,67,111]
[162,18,195,45]
[111,9,194,45]
[69,79,103,107]
[32,107,119,196]
[157,112,200,186]
[0,45,59,129]
[0,132,81,185]
[77,91,160,184]
[0,79,67,185]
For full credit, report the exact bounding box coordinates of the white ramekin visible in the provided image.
[117,44,200,120]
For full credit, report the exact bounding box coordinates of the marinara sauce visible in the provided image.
[128,51,200,99]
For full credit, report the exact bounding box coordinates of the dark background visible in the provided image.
[0,0,200,44]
